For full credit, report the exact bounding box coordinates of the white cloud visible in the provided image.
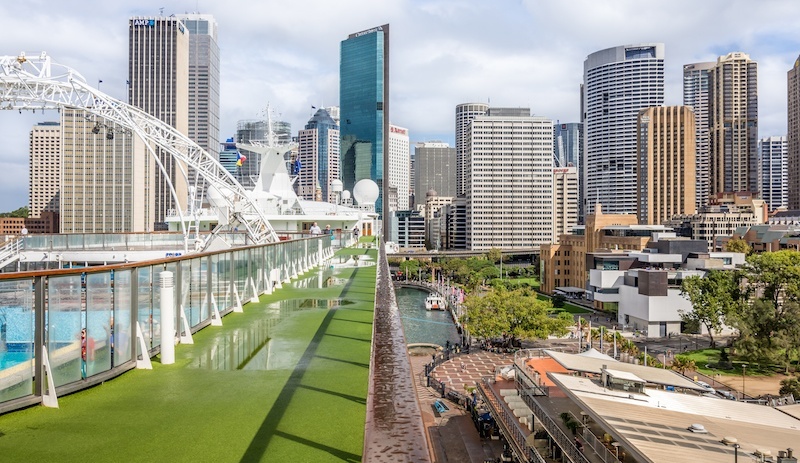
[0,0,798,212]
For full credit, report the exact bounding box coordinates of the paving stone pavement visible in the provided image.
[431,351,515,395]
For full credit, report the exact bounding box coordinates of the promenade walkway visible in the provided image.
[0,247,377,462]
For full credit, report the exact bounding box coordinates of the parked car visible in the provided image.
[696,381,715,394]
[716,390,737,400]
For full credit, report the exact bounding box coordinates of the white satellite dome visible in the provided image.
[353,179,379,205]
[331,179,343,193]
[341,190,351,200]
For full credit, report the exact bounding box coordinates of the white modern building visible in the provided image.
[759,135,788,212]
[455,103,489,196]
[465,109,555,249]
[583,44,665,216]
[388,124,410,211]
[298,108,340,203]
[683,61,714,210]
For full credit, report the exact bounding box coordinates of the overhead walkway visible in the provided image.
[0,246,378,462]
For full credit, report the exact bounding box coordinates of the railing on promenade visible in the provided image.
[0,235,332,414]
[477,377,542,463]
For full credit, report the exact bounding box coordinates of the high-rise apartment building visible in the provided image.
[788,57,800,209]
[177,14,220,157]
[29,122,61,219]
[388,124,409,211]
[709,52,758,196]
[759,136,788,211]
[60,109,147,233]
[340,24,389,217]
[683,62,714,210]
[455,103,488,196]
[414,142,456,205]
[583,44,665,215]
[465,109,555,249]
[553,122,584,221]
[553,166,579,240]
[636,106,697,225]
[297,108,340,203]
[129,16,189,230]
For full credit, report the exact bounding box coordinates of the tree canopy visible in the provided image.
[0,206,28,218]
[461,287,573,343]
[680,270,738,348]
[724,237,751,255]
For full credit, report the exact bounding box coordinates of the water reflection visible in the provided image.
[190,298,352,370]
[396,288,460,347]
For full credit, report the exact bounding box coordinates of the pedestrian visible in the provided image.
[324,224,332,235]
[461,362,466,372]
[309,222,322,235]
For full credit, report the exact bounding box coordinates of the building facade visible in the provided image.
[340,24,389,215]
[636,106,697,225]
[709,52,758,196]
[29,122,61,219]
[129,16,189,230]
[388,124,410,211]
[455,103,489,196]
[298,108,340,203]
[414,142,456,208]
[683,62,714,210]
[465,110,555,250]
[60,108,146,233]
[553,122,584,221]
[788,56,800,209]
[553,166,579,240]
[235,119,292,189]
[583,44,665,216]
[759,136,788,212]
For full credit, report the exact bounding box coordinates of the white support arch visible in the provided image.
[0,52,278,246]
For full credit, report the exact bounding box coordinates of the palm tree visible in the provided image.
[670,355,696,375]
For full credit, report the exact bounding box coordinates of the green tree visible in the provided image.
[487,248,503,264]
[0,206,28,218]
[724,237,751,255]
[670,355,696,375]
[680,270,738,348]
[779,377,800,398]
[399,259,421,280]
[461,287,573,344]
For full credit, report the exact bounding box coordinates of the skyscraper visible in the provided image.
[759,136,788,211]
[29,122,61,219]
[235,119,292,188]
[177,14,220,157]
[709,52,758,196]
[414,142,457,204]
[298,108,340,202]
[388,124,409,211]
[455,103,489,196]
[636,106,697,225]
[553,122,584,220]
[129,16,189,230]
[787,56,800,209]
[552,166,578,240]
[583,44,665,215]
[340,24,389,217]
[465,109,555,249]
[683,62,714,210]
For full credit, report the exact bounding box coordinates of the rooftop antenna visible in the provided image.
[159,7,164,16]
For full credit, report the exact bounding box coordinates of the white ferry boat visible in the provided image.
[425,294,445,311]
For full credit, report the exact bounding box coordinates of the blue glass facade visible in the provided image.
[340,25,388,213]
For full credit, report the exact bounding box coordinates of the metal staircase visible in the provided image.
[0,238,22,269]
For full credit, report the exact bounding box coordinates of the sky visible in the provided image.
[1,0,800,212]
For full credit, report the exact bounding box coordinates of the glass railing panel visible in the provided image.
[51,235,67,250]
[137,267,154,351]
[197,258,209,322]
[47,275,82,386]
[0,278,35,403]
[113,270,132,366]
[67,234,85,250]
[86,272,113,377]
[236,250,247,301]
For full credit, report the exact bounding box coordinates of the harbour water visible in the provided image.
[396,287,460,347]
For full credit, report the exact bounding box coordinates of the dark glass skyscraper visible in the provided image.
[340,24,389,215]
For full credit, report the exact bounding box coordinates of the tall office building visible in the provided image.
[414,142,457,204]
[60,109,147,233]
[177,14,220,157]
[298,108,340,202]
[29,122,61,219]
[388,124,409,211]
[583,43,665,215]
[759,136,788,211]
[788,56,800,209]
[709,52,758,196]
[340,24,389,217]
[234,119,292,188]
[683,62,714,209]
[636,106,697,225]
[129,16,189,230]
[455,103,489,196]
[465,109,555,249]
[553,122,584,221]
[552,166,579,240]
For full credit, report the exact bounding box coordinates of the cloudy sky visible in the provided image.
[1,0,799,212]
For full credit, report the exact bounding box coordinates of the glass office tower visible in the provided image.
[340,24,389,215]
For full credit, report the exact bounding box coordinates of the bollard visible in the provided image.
[160,271,175,365]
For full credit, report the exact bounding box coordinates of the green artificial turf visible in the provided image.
[0,250,377,463]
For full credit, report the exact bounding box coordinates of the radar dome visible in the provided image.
[353,179,379,205]
[331,179,343,193]
[341,190,351,200]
